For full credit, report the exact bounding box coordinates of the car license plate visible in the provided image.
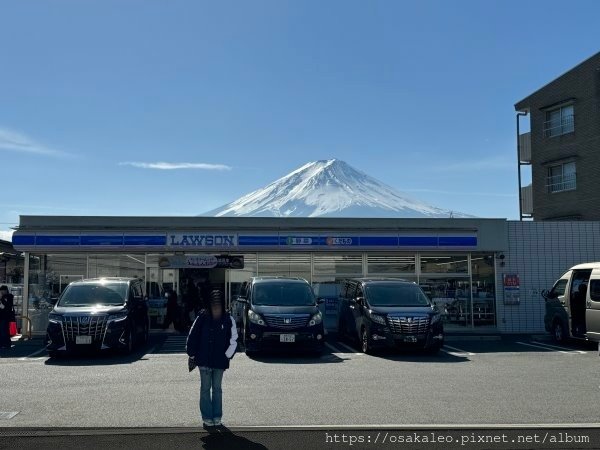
[76,336,92,345]
[404,336,417,343]
[148,308,159,316]
[280,334,295,343]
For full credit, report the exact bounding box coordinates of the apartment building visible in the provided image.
[515,51,600,220]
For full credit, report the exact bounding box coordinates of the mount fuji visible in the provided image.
[204,159,473,218]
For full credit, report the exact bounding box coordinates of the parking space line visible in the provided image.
[25,348,48,358]
[334,341,363,355]
[443,345,475,356]
[516,341,579,354]
[325,342,343,353]
[530,341,587,354]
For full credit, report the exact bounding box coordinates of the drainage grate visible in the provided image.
[0,412,18,420]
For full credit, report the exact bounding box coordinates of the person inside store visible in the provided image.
[162,287,181,332]
[0,285,15,349]
[186,289,237,428]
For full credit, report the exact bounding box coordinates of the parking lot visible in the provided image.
[0,333,598,428]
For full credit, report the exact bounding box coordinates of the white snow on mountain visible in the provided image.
[205,159,473,218]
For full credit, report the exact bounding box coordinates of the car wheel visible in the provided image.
[121,323,135,354]
[361,327,372,354]
[552,320,567,343]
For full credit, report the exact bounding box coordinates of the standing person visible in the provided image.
[0,285,14,349]
[162,287,180,331]
[186,290,237,428]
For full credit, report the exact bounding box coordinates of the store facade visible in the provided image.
[12,216,507,335]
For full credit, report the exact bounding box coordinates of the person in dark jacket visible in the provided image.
[186,289,237,428]
[0,285,15,349]
[162,288,181,331]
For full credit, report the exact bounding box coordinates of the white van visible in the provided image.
[542,263,600,346]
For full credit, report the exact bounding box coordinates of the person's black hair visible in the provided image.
[0,285,7,291]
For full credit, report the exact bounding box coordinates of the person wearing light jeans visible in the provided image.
[186,289,237,427]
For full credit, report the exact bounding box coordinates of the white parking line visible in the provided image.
[333,341,363,355]
[443,345,475,356]
[529,341,587,354]
[25,348,48,358]
[516,341,580,354]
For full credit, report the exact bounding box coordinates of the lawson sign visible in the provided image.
[168,233,237,247]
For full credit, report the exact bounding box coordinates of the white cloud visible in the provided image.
[0,127,68,157]
[119,161,232,170]
[0,230,14,242]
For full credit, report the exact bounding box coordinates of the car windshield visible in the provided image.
[58,283,128,307]
[365,283,430,307]
[253,282,315,306]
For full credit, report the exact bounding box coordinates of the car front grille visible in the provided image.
[62,315,108,341]
[264,314,310,329]
[387,316,430,335]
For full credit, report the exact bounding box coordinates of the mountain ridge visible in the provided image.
[204,159,473,218]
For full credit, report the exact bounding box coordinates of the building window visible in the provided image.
[544,104,574,137]
[547,161,576,193]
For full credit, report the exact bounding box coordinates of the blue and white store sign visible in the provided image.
[12,231,477,251]
[168,233,237,247]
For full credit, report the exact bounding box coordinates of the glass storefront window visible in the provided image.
[367,253,416,275]
[87,254,145,280]
[419,276,472,328]
[420,254,468,274]
[27,253,87,333]
[257,253,311,282]
[313,253,362,276]
[471,253,496,328]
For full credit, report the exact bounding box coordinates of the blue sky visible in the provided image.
[2,0,599,238]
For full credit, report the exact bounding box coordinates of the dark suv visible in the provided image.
[46,277,149,357]
[237,277,325,354]
[338,278,444,354]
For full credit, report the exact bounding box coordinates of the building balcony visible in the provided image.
[521,184,533,215]
[518,132,531,163]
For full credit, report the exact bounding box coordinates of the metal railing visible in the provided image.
[547,172,577,193]
[544,114,574,137]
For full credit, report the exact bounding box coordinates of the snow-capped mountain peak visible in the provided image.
[205,159,472,218]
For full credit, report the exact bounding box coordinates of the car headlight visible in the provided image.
[309,312,322,326]
[431,314,442,324]
[108,311,128,322]
[368,311,387,325]
[48,313,63,323]
[247,310,266,326]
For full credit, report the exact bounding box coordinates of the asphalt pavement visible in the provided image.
[1,331,599,431]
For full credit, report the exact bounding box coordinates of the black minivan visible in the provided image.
[338,278,444,354]
[236,277,325,354]
[46,277,149,357]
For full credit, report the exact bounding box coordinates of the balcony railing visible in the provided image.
[544,114,574,137]
[547,172,576,193]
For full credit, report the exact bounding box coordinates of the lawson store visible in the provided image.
[12,215,508,335]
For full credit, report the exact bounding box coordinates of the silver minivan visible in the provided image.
[542,263,600,348]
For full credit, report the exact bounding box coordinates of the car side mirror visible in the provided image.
[355,296,365,306]
[317,298,325,305]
